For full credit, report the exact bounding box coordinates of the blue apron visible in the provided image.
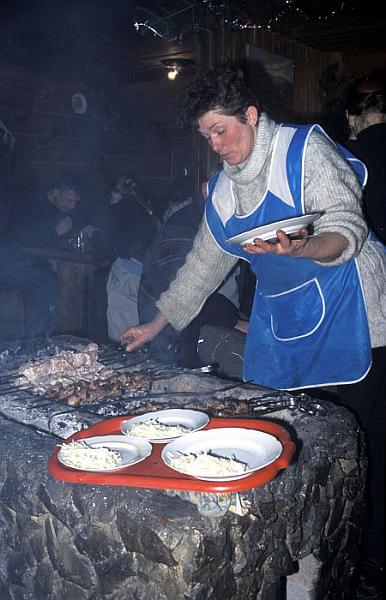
[205,124,373,390]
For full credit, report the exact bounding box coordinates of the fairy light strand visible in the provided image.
[132,1,356,41]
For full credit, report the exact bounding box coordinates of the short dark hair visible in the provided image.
[345,77,386,116]
[178,65,258,128]
[46,172,82,194]
[110,174,140,196]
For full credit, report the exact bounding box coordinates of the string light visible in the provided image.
[134,21,166,38]
[132,1,355,41]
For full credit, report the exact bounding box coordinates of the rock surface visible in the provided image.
[0,403,366,599]
[0,337,367,599]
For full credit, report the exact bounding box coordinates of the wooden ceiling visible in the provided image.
[268,4,386,53]
[0,0,384,82]
[122,1,386,83]
[125,1,386,54]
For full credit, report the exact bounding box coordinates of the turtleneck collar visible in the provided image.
[223,113,278,185]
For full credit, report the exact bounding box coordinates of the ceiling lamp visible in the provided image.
[167,66,180,80]
[161,58,195,81]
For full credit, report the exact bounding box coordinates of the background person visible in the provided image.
[138,174,245,367]
[97,174,159,341]
[15,173,96,249]
[344,76,386,244]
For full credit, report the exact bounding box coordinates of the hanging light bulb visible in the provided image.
[161,58,196,81]
[167,67,179,80]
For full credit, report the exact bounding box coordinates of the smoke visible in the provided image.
[0,0,136,78]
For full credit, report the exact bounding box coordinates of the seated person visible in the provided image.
[138,175,249,367]
[197,318,248,380]
[96,174,159,261]
[92,174,159,341]
[194,260,256,378]
[15,173,95,249]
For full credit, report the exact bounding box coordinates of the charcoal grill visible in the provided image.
[0,335,327,439]
[0,335,367,599]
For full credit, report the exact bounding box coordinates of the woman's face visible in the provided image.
[198,107,258,165]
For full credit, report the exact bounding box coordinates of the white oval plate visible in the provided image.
[121,409,209,443]
[57,435,152,472]
[226,213,321,246]
[161,428,283,481]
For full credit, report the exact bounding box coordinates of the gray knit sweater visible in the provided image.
[157,114,386,348]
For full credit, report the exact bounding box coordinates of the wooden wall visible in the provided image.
[343,50,386,81]
[0,65,96,200]
[111,75,194,196]
[1,29,383,223]
[197,28,341,116]
[194,26,344,182]
[192,26,385,183]
[0,62,172,208]
[0,62,192,224]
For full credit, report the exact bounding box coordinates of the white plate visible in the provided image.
[121,409,209,443]
[226,213,322,245]
[57,435,152,472]
[161,428,283,481]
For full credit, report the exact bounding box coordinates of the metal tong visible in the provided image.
[247,391,328,417]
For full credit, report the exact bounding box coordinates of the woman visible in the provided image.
[122,66,385,391]
[344,77,386,244]
[122,67,385,569]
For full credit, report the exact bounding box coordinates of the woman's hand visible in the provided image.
[243,229,348,261]
[244,228,309,256]
[121,312,168,352]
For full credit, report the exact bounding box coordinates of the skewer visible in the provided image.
[0,373,19,384]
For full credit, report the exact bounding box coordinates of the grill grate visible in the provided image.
[0,336,327,440]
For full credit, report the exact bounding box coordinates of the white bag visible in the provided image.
[106,257,143,342]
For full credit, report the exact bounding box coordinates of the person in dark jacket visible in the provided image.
[344,77,386,244]
[138,175,248,367]
[15,173,95,249]
[100,174,158,262]
[94,174,159,341]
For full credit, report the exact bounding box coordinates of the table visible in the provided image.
[22,246,111,336]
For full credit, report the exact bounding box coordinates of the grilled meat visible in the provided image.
[13,343,151,406]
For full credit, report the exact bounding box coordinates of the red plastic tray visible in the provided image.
[48,416,296,493]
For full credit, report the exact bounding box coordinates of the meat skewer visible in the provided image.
[12,343,151,406]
